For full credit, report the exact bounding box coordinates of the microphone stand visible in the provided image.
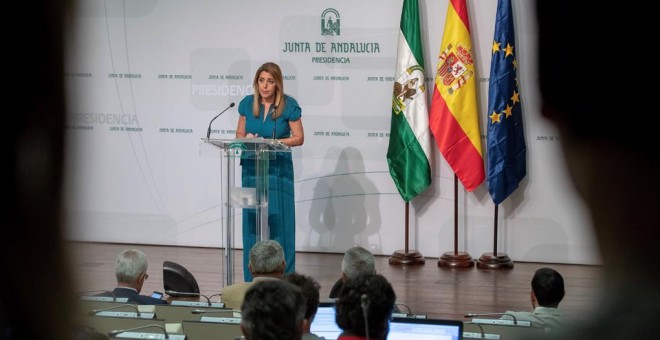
[89,304,143,318]
[361,294,370,340]
[270,105,278,140]
[165,290,202,299]
[463,322,486,339]
[190,309,234,315]
[205,293,222,306]
[206,102,235,139]
[464,312,519,325]
[107,324,169,339]
[166,290,224,307]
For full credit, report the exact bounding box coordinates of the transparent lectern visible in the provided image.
[202,138,291,285]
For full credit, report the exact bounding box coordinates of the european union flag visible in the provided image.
[486,0,527,205]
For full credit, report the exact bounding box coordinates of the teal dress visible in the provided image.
[237,94,300,281]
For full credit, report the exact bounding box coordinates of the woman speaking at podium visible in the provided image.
[235,62,304,281]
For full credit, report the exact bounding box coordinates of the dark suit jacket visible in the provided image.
[329,277,343,299]
[110,287,168,305]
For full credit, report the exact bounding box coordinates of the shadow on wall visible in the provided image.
[305,146,382,253]
[516,217,574,263]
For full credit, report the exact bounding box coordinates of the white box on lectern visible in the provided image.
[230,187,257,207]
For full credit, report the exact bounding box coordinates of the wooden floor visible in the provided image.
[68,242,602,322]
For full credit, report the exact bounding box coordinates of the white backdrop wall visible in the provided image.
[63,0,600,265]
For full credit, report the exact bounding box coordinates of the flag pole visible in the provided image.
[389,201,425,265]
[477,204,513,269]
[387,0,428,267]
[431,0,484,268]
[481,0,526,269]
[438,175,474,268]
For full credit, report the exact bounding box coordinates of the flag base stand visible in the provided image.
[476,252,514,270]
[438,251,474,268]
[389,250,425,265]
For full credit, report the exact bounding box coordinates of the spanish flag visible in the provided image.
[429,0,484,192]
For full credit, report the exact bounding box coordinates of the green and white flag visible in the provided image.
[387,0,432,202]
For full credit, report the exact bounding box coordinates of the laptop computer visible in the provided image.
[182,319,242,340]
[389,317,463,340]
[310,302,341,339]
[311,303,463,340]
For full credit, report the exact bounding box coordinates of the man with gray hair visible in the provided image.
[109,249,168,305]
[222,240,286,309]
[329,246,375,298]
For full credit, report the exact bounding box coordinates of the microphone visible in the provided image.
[107,324,169,339]
[88,303,142,318]
[390,302,427,319]
[190,309,233,314]
[76,289,117,302]
[270,105,278,140]
[361,294,370,340]
[395,302,411,314]
[464,312,519,325]
[206,102,235,139]
[165,290,201,298]
[166,290,224,307]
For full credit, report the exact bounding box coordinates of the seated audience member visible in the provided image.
[283,272,326,340]
[501,267,566,329]
[329,246,376,298]
[104,249,168,305]
[240,279,306,340]
[536,2,660,338]
[222,240,285,309]
[2,0,77,338]
[335,273,396,340]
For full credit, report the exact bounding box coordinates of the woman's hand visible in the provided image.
[246,133,258,138]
